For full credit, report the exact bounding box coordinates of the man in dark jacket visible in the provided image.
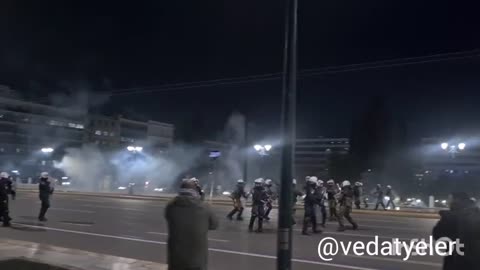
[353,182,362,210]
[263,179,277,221]
[326,180,339,221]
[291,179,303,225]
[165,179,218,270]
[38,172,54,222]
[385,185,396,209]
[0,172,15,227]
[315,179,327,228]
[227,179,248,220]
[433,192,480,270]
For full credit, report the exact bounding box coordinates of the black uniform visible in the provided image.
[0,177,14,226]
[196,184,205,201]
[315,185,327,227]
[227,183,248,220]
[292,186,303,225]
[264,184,276,220]
[38,177,54,221]
[385,188,395,209]
[374,186,386,210]
[326,184,338,220]
[248,185,268,232]
[302,183,322,234]
[353,185,362,209]
[337,186,358,231]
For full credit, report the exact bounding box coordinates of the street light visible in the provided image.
[253,144,272,156]
[41,147,54,153]
[458,142,466,150]
[127,146,143,152]
[440,142,448,150]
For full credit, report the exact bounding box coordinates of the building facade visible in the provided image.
[295,137,350,179]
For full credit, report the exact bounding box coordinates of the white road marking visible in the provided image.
[12,223,380,270]
[344,254,441,267]
[81,204,144,212]
[147,232,229,243]
[292,229,411,241]
[60,222,93,227]
[51,208,94,214]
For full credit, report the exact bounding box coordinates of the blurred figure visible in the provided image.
[353,182,363,209]
[385,185,396,209]
[38,172,54,222]
[302,177,322,235]
[227,179,248,220]
[315,178,327,227]
[291,179,303,225]
[0,172,15,227]
[263,179,277,221]
[337,180,358,232]
[249,178,268,232]
[433,192,480,270]
[326,179,339,221]
[374,184,386,211]
[165,178,218,270]
[191,177,205,201]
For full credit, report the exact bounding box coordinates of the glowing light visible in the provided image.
[395,207,400,211]
[62,182,71,186]
[264,145,272,151]
[222,191,231,196]
[253,145,262,151]
[127,146,135,151]
[416,199,422,203]
[135,146,143,152]
[440,142,448,150]
[41,147,54,153]
[441,200,447,204]
[154,188,164,192]
[118,186,127,190]
[458,143,466,150]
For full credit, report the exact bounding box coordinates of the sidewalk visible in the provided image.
[0,238,167,270]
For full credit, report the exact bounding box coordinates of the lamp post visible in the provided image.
[254,144,272,177]
[440,142,466,158]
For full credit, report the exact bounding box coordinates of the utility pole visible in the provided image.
[277,0,297,269]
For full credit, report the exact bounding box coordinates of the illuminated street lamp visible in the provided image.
[440,142,466,158]
[41,147,54,153]
[127,146,143,152]
[253,144,272,156]
[440,142,448,150]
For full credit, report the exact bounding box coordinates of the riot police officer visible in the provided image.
[385,185,395,209]
[264,179,277,220]
[0,172,15,227]
[249,178,268,233]
[326,179,339,221]
[291,179,303,225]
[227,179,248,220]
[374,184,386,210]
[337,180,358,231]
[315,178,327,227]
[38,172,54,222]
[353,182,363,209]
[302,177,322,235]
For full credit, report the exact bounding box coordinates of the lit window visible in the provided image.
[103,131,109,136]
[95,130,101,135]
[68,123,76,128]
[76,124,84,129]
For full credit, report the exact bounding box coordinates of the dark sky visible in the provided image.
[1,1,479,141]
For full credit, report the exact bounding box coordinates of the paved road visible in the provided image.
[0,192,443,270]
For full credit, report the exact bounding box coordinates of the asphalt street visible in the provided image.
[0,192,443,270]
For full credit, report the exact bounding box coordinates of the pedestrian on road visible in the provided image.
[337,180,358,232]
[191,177,205,201]
[38,172,54,222]
[248,178,268,232]
[165,178,218,270]
[0,172,15,227]
[227,179,248,220]
[373,184,386,211]
[433,192,480,270]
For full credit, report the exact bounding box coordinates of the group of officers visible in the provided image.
[224,176,397,234]
[0,172,54,227]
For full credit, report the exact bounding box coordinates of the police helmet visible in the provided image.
[41,172,49,178]
[0,172,9,179]
[342,180,351,187]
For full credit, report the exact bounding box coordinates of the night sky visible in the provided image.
[1,1,479,141]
